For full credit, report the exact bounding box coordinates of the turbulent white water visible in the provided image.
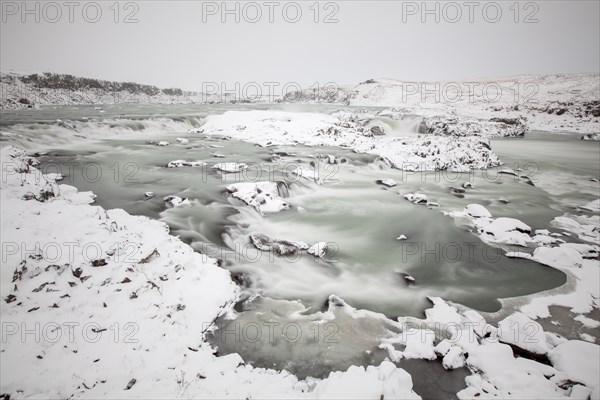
[2,104,598,388]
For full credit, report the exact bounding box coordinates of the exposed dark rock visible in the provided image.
[124,379,137,390]
[249,233,307,257]
[91,259,108,267]
[370,126,385,136]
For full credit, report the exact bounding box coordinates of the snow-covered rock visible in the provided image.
[403,193,428,205]
[226,181,289,214]
[307,242,330,259]
[377,178,397,187]
[163,195,192,207]
[548,341,600,399]
[249,233,309,256]
[166,159,206,168]
[497,313,549,355]
[212,162,248,173]
[464,204,492,218]
[313,361,421,400]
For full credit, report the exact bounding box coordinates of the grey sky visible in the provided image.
[1,0,599,91]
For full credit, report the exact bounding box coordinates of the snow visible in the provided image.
[307,242,330,259]
[548,341,600,399]
[442,346,466,370]
[532,246,583,269]
[166,159,206,168]
[481,217,532,246]
[390,296,599,398]
[447,205,533,246]
[200,110,502,171]
[551,214,600,245]
[580,199,600,212]
[497,313,549,355]
[226,181,289,214]
[403,193,428,205]
[163,195,192,207]
[378,178,397,187]
[573,315,600,329]
[312,362,421,400]
[464,204,492,218]
[458,342,568,399]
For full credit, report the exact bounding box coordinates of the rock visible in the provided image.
[163,195,192,208]
[497,313,549,355]
[397,272,415,285]
[519,175,535,187]
[498,168,519,177]
[370,126,385,136]
[442,346,465,370]
[166,160,205,168]
[490,117,521,125]
[91,259,107,267]
[308,242,329,258]
[226,181,289,214]
[212,163,248,173]
[249,234,309,257]
[124,378,136,390]
[230,272,252,288]
[175,138,189,144]
[464,204,492,218]
[396,234,408,240]
[376,178,397,187]
[403,193,428,205]
[450,187,466,197]
[581,133,600,141]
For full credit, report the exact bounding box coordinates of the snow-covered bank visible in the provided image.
[282,74,600,136]
[0,146,422,399]
[0,72,207,109]
[198,110,501,171]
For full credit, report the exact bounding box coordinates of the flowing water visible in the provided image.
[2,104,598,393]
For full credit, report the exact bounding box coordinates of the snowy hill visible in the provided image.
[0,72,225,109]
[282,74,600,135]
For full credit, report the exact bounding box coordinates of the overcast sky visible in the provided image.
[1,0,599,90]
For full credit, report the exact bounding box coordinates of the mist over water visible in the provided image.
[4,104,598,381]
